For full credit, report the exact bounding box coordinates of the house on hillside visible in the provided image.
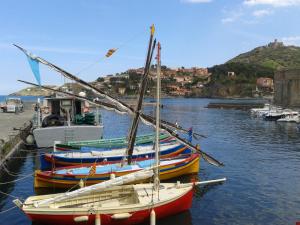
[256,77,274,91]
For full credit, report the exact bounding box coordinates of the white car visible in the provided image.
[1,98,24,113]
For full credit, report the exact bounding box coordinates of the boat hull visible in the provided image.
[40,144,191,170]
[33,125,104,148]
[24,186,194,225]
[55,133,173,152]
[34,154,200,188]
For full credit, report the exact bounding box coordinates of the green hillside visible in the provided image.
[228,41,300,70]
[206,40,300,97]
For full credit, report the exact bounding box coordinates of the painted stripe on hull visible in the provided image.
[35,155,200,188]
[42,145,190,170]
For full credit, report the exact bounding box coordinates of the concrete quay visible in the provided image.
[0,102,34,170]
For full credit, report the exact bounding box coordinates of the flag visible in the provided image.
[89,163,97,176]
[27,55,41,86]
[105,48,117,58]
[188,127,193,142]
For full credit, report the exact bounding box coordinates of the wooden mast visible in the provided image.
[126,25,156,165]
[154,42,161,192]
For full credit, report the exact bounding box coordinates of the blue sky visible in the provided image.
[0,0,300,94]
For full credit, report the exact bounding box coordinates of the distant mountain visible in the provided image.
[10,85,56,96]
[228,40,300,70]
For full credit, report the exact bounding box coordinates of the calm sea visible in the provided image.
[0,98,300,225]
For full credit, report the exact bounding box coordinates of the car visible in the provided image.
[1,98,24,113]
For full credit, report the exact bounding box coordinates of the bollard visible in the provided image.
[110,173,115,180]
[150,209,156,225]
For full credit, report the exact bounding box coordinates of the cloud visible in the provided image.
[221,11,243,24]
[244,0,300,7]
[182,0,212,3]
[253,9,273,17]
[282,36,300,45]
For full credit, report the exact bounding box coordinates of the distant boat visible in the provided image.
[277,111,299,123]
[34,154,200,189]
[41,142,191,170]
[264,109,299,121]
[55,133,173,152]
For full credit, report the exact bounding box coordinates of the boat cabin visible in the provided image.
[40,94,98,127]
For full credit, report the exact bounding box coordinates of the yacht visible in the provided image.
[277,110,299,123]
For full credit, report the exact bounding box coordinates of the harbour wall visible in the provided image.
[0,102,34,172]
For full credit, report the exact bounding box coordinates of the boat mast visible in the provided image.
[154,42,161,192]
[126,25,156,165]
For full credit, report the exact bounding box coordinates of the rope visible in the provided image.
[0,205,18,214]
[76,29,145,76]
[7,153,45,159]
[0,190,23,200]
[1,162,34,178]
[0,172,34,185]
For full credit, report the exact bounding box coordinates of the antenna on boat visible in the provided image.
[154,42,161,192]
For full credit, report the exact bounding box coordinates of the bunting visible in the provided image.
[105,48,117,58]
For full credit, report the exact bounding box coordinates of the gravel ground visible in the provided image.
[0,102,35,141]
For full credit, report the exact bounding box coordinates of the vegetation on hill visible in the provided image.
[206,41,300,97]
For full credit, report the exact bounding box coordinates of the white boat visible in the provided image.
[277,110,299,122]
[32,94,103,148]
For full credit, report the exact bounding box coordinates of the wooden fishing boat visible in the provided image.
[17,182,194,225]
[13,27,226,225]
[55,133,173,152]
[41,142,191,170]
[35,154,200,188]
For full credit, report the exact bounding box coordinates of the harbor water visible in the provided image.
[0,98,300,225]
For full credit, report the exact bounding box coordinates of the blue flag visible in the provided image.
[27,56,41,85]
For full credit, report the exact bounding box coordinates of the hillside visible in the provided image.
[228,40,300,70]
[206,40,300,97]
[10,85,57,96]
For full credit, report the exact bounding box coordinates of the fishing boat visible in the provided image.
[14,168,225,225]
[54,133,173,152]
[14,27,226,225]
[32,94,104,148]
[41,142,191,170]
[34,153,200,188]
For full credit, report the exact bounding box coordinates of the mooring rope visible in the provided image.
[0,172,34,185]
[7,153,45,159]
[0,190,23,200]
[1,162,34,178]
[0,205,18,214]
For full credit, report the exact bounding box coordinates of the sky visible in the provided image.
[0,0,300,94]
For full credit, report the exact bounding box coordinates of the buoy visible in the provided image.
[74,216,89,222]
[26,135,35,145]
[110,173,115,180]
[79,179,85,188]
[95,213,101,225]
[150,209,156,225]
